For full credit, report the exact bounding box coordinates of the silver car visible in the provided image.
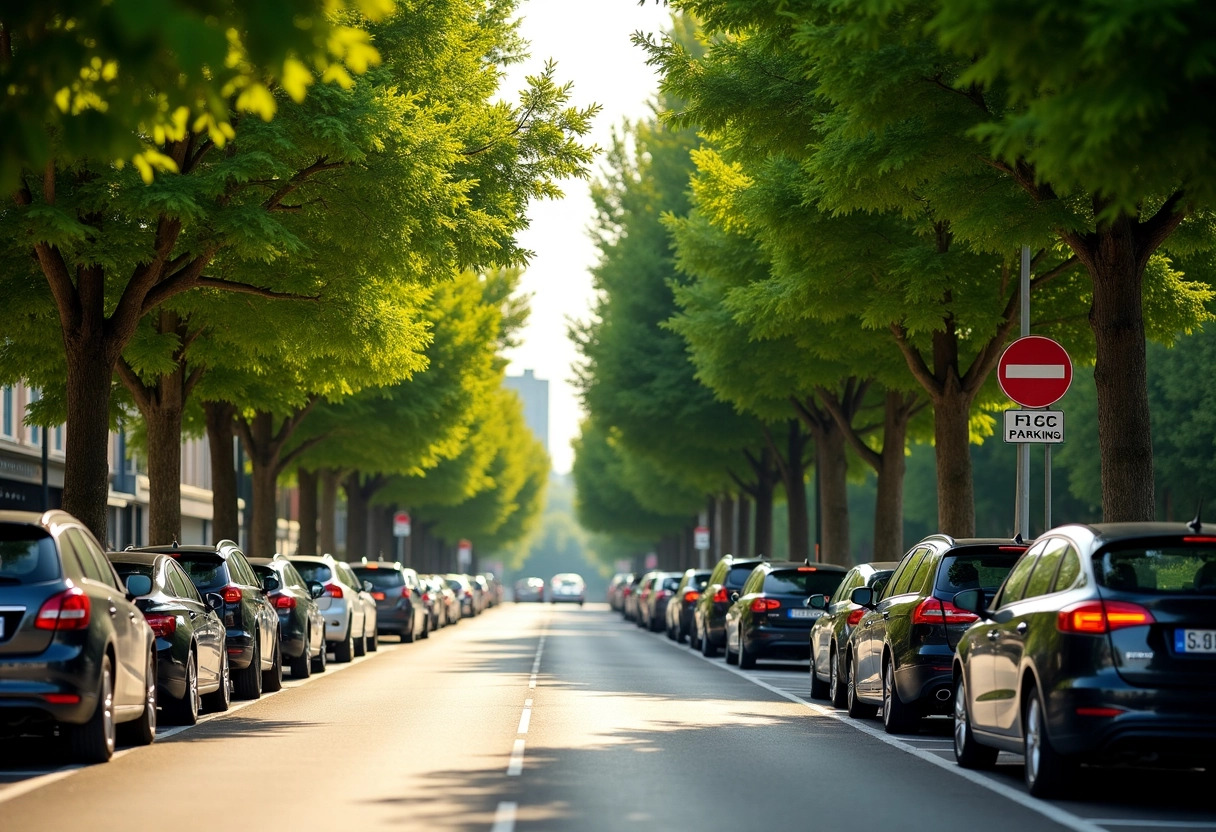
[288,555,376,662]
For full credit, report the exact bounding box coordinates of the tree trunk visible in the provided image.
[934,385,976,537]
[781,421,812,562]
[318,468,341,554]
[61,337,119,545]
[143,401,183,545]
[736,497,751,558]
[345,472,370,558]
[716,494,736,557]
[241,412,283,558]
[204,402,240,543]
[815,423,851,566]
[872,393,911,560]
[297,468,318,555]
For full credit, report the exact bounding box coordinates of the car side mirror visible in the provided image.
[124,574,152,599]
[807,594,828,610]
[261,575,281,593]
[729,591,739,603]
[307,580,324,599]
[849,586,876,609]
[362,580,374,593]
[205,592,225,612]
[952,588,989,618]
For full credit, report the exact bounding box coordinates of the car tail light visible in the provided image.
[797,566,818,572]
[846,607,866,626]
[623,587,633,597]
[911,597,978,625]
[750,598,780,612]
[371,591,385,601]
[999,546,1029,552]
[658,590,672,598]
[1076,706,1125,717]
[274,595,297,610]
[324,583,345,599]
[1057,600,1155,634]
[41,693,81,704]
[35,587,91,631]
[464,590,473,598]
[683,590,700,603]
[421,592,431,603]
[145,612,177,637]
[713,587,729,603]
[222,586,242,604]
[401,587,412,599]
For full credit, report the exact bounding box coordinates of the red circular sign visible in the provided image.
[997,336,1072,408]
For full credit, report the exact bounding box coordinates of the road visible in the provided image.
[2,603,1213,832]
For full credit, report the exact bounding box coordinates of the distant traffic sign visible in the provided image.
[997,336,1073,408]
[393,511,411,537]
[694,526,710,550]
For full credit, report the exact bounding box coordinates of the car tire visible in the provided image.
[166,650,201,726]
[882,659,918,734]
[953,676,998,769]
[367,628,378,652]
[810,656,830,700]
[725,631,739,665]
[421,617,431,640]
[333,620,354,663]
[291,634,312,679]
[233,641,262,700]
[829,645,848,708]
[118,650,157,747]
[689,621,702,651]
[354,627,367,657]
[202,650,231,712]
[263,637,284,693]
[1023,687,1076,797]
[402,619,415,644]
[67,654,115,763]
[700,626,718,658]
[676,620,687,644]
[311,637,328,673]
[738,631,756,669]
[846,653,877,719]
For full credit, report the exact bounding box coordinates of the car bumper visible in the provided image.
[551,595,584,603]
[744,626,813,660]
[0,642,99,725]
[1047,684,1216,760]
[226,629,256,670]
[322,604,351,642]
[894,652,956,714]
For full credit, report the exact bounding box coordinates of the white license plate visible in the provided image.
[787,609,817,619]
[1175,629,1216,653]
[0,616,4,639]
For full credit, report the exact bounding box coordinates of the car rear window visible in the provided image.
[936,552,1020,595]
[764,569,844,596]
[726,565,757,589]
[294,563,333,584]
[1096,544,1216,594]
[175,554,229,592]
[0,527,61,584]
[661,576,681,591]
[353,567,404,588]
[111,562,155,581]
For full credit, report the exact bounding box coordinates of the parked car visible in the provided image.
[249,556,327,677]
[692,555,768,657]
[352,561,428,643]
[134,540,282,701]
[482,572,504,607]
[471,574,491,613]
[724,562,848,668]
[427,574,459,626]
[951,522,1216,797]
[666,569,712,643]
[845,536,1026,734]
[632,572,660,627]
[289,554,370,662]
[446,574,477,618]
[622,573,645,621]
[0,511,157,762]
[637,571,681,631]
[108,551,229,724]
[550,573,586,605]
[514,577,545,602]
[808,561,899,705]
[608,572,633,611]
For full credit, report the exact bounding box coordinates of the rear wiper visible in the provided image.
[0,576,24,585]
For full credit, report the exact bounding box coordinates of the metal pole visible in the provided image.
[1016,246,1032,541]
[1044,444,1052,530]
[41,428,49,510]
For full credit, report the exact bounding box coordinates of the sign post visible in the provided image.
[694,524,710,569]
[392,511,410,563]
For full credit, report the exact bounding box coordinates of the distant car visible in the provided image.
[608,572,633,611]
[952,522,1216,797]
[108,550,230,724]
[622,573,646,621]
[845,536,1025,734]
[666,569,711,643]
[637,571,681,631]
[250,556,327,677]
[514,577,545,602]
[808,561,898,705]
[290,554,370,662]
[550,573,586,605]
[724,562,849,668]
[693,555,767,656]
[133,540,282,700]
[446,574,477,618]
[352,561,428,643]
[0,510,157,762]
[426,574,459,626]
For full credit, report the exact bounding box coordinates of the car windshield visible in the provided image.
[111,562,155,581]
[1096,544,1216,594]
[725,566,756,589]
[294,563,333,584]
[936,552,1020,594]
[174,554,228,592]
[353,567,404,588]
[763,570,844,596]
[0,527,60,584]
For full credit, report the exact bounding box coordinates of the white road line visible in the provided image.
[517,708,531,734]
[491,801,517,832]
[1087,822,1216,829]
[651,628,1111,832]
[528,674,537,689]
[507,739,525,776]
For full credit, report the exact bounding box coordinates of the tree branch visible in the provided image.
[115,359,154,413]
[889,324,942,398]
[462,101,539,156]
[264,157,345,211]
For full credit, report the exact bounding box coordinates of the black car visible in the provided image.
[724,562,848,668]
[692,555,768,657]
[352,561,429,643]
[107,551,229,724]
[250,556,327,677]
[808,561,899,705]
[132,541,282,701]
[845,536,1025,733]
[0,510,157,762]
[952,522,1216,797]
[666,569,711,643]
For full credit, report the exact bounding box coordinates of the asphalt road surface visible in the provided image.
[2,603,1213,832]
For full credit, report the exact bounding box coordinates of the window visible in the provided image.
[1051,547,1083,593]
[53,425,64,453]
[908,553,937,596]
[1023,540,1068,599]
[1,387,13,438]
[26,388,39,447]
[996,544,1044,607]
[888,548,928,597]
[67,528,119,590]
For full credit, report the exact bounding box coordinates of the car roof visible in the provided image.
[761,561,849,573]
[105,551,165,566]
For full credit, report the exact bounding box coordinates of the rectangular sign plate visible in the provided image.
[1175,629,1216,654]
[787,608,817,619]
[1003,409,1065,444]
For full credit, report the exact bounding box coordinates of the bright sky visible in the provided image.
[503,0,674,474]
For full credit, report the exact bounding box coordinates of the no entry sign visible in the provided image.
[998,336,1073,408]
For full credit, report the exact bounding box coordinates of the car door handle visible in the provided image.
[987,629,999,641]
[108,602,118,616]
[881,611,890,619]
[1015,622,1029,636]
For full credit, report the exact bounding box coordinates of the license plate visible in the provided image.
[0,616,4,639]
[1176,629,1216,653]
[787,609,817,619]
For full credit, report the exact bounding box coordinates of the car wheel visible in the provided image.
[738,630,756,669]
[291,634,312,679]
[67,654,115,763]
[829,645,848,709]
[725,630,739,665]
[262,637,284,692]
[311,636,328,673]
[402,618,415,643]
[166,649,201,725]
[882,659,918,734]
[367,627,379,652]
[700,625,718,658]
[202,650,231,712]
[809,652,830,700]
[676,619,687,645]
[233,640,262,700]
[1023,687,1076,797]
[689,621,702,651]
[953,676,998,769]
[354,627,367,657]
[118,650,157,746]
[846,653,878,719]
[333,620,354,663]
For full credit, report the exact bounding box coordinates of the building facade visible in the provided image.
[503,369,550,454]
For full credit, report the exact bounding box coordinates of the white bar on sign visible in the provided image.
[1005,364,1065,379]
